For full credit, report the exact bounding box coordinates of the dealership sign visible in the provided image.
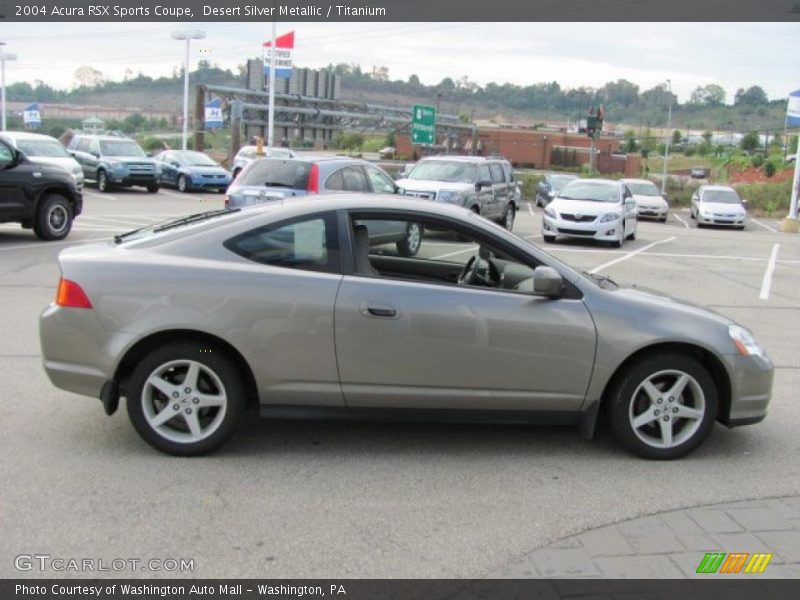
[263,31,294,80]
[204,98,223,129]
[788,90,800,128]
[23,103,41,128]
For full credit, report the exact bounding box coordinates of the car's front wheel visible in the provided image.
[177,175,189,193]
[396,222,423,256]
[126,342,247,456]
[608,352,718,459]
[502,204,515,230]
[33,194,73,241]
[97,170,111,192]
[146,184,160,194]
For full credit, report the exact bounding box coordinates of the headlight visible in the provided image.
[547,190,555,197]
[544,206,557,218]
[700,208,712,217]
[728,324,765,357]
[600,212,620,222]
[437,190,461,203]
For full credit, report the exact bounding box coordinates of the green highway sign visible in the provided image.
[411,104,436,145]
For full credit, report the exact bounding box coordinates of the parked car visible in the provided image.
[535,173,579,207]
[153,150,231,193]
[542,179,637,247]
[0,137,83,240]
[0,131,84,190]
[395,156,520,230]
[226,156,422,256]
[39,196,773,459]
[621,178,669,222]
[690,185,747,229]
[231,145,295,179]
[690,166,710,179]
[67,134,159,193]
[378,146,396,159]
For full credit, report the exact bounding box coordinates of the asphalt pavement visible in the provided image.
[1,189,798,578]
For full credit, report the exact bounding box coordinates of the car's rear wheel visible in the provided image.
[97,170,111,193]
[146,184,160,194]
[543,234,556,243]
[126,342,246,456]
[608,352,717,459]
[177,175,188,193]
[33,194,73,241]
[396,222,422,257]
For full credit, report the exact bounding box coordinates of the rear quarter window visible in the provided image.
[238,160,311,189]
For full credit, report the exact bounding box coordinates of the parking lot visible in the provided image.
[1,188,798,578]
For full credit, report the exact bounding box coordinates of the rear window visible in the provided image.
[238,159,311,189]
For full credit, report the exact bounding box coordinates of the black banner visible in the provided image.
[2,580,800,600]
[0,0,798,22]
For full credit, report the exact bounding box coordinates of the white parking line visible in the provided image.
[527,203,534,215]
[433,246,478,260]
[759,244,780,300]
[671,212,689,229]
[750,218,778,233]
[589,237,676,274]
[83,191,120,201]
[0,236,112,253]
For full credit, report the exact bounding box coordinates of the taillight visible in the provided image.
[307,163,319,193]
[224,195,230,208]
[56,278,93,309]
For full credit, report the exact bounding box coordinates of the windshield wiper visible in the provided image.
[153,209,238,233]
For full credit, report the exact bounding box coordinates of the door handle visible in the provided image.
[359,302,398,319]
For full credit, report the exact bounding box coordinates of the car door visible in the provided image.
[334,211,596,411]
[622,185,637,235]
[161,152,179,186]
[86,139,101,178]
[222,211,345,407]
[71,138,92,179]
[0,141,29,220]
[489,162,508,217]
[363,165,406,239]
[476,164,495,216]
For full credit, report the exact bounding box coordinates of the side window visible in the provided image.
[325,169,345,191]
[502,163,514,183]
[224,213,339,273]
[89,140,100,155]
[0,142,14,163]
[341,167,369,192]
[365,166,396,194]
[77,139,91,153]
[478,165,491,184]
[489,163,505,184]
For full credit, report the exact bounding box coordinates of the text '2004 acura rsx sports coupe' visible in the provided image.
[39,197,773,459]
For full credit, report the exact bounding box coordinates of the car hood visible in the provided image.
[609,283,734,328]
[396,179,474,193]
[26,156,81,172]
[550,198,620,215]
[633,195,667,208]
[108,157,154,164]
[184,165,230,176]
[699,202,745,214]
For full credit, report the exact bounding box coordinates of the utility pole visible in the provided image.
[0,43,18,132]
[266,20,277,148]
[661,79,672,195]
[171,30,205,151]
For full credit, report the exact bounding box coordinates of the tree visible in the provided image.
[74,66,104,88]
[407,74,421,86]
[689,84,725,106]
[734,86,768,106]
[623,129,638,153]
[370,65,389,82]
[672,130,682,145]
[601,79,639,109]
[740,131,761,152]
[702,130,713,144]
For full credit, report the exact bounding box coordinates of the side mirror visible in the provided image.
[533,266,564,298]
[476,179,492,191]
[91,151,100,158]
[171,161,180,167]
[742,198,748,205]
[662,193,669,202]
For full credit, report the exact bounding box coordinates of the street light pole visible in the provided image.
[266,20,277,149]
[0,43,18,132]
[171,29,205,151]
[661,79,672,195]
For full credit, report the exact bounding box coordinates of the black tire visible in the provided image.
[146,184,160,194]
[611,224,624,248]
[627,228,636,241]
[660,216,668,223]
[607,352,718,460]
[33,194,73,241]
[543,234,556,243]
[177,175,189,193]
[501,204,515,230]
[396,222,423,257]
[96,170,111,193]
[126,341,247,456]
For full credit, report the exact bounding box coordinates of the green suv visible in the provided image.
[68,134,159,193]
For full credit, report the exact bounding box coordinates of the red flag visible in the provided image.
[263,31,295,49]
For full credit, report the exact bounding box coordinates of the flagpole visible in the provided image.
[267,20,277,149]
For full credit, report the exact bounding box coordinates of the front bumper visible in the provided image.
[697,213,745,226]
[722,353,774,426]
[188,177,231,190]
[542,214,622,242]
[108,172,158,186]
[637,207,668,219]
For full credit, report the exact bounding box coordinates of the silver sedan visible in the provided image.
[39,197,773,459]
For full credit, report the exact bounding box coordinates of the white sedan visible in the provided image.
[690,185,747,229]
[621,178,669,223]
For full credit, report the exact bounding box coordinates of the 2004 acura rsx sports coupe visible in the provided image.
[39,196,773,459]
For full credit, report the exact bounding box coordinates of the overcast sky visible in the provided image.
[1,22,798,103]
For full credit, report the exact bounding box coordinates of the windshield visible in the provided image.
[626,182,660,196]
[407,161,477,183]
[177,151,218,167]
[558,181,619,203]
[702,189,741,204]
[16,139,71,158]
[99,140,145,157]
[550,175,578,191]
[114,209,240,244]
[237,159,311,189]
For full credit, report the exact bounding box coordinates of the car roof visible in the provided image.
[547,172,579,177]
[568,178,619,186]
[621,178,657,185]
[74,134,134,141]
[700,185,735,192]
[247,155,372,166]
[0,131,58,141]
[419,155,502,163]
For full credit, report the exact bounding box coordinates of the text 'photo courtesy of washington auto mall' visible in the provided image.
[1,0,800,592]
